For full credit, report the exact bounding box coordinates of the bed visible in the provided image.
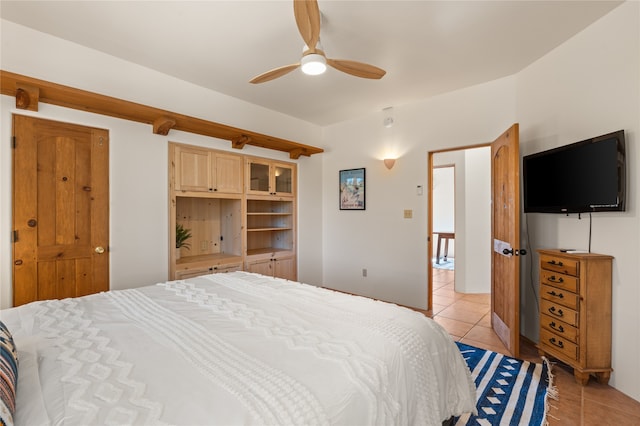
[0,271,476,425]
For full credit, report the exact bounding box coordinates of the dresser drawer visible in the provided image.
[540,269,578,293]
[540,313,578,344]
[541,299,578,327]
[540,328,579,362]
[540,254,579,277]
[541,284,579,310]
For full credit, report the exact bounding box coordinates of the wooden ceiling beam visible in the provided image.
[1,70,324,157]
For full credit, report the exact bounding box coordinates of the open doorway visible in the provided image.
[428,146,505,351]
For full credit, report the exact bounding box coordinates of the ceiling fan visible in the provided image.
[250,0,386,84]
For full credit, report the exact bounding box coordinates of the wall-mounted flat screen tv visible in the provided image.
[523,130,626,213]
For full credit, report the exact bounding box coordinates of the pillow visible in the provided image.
[0,320,18,426]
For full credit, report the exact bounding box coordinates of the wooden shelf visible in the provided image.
[1,70,323,159]
[247,227,292,232]
[246,247,292,257]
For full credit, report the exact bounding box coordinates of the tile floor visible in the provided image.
[427,267,640,425]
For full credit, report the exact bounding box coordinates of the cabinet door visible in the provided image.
[213,153,243,194]
[246,258,273,276]
[274,256,296,280]
[247,159,295,197]
[247,159,271,195]
[273,163,295,197]
[175,146,211,192]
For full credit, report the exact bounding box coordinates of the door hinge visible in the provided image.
[12,230,18,242]
[12,136,16,149]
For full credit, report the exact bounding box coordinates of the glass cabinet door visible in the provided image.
[249,162,270,193]
[274,165,293,195]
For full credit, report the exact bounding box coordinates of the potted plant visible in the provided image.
[175,223,192,260]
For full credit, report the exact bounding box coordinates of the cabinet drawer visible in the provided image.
[540,270,578,293]
[541,299,578,327]
[540,313,578,344]
[541,284,579,310]
[175,267,211,280]
[540,328,579,362]
[540,254,579,277]
[175,262,242,279]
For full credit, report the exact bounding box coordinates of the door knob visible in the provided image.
[95,246,105,254]
[502,248,528,256]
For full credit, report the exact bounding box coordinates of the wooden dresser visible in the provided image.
[537,249,613,385]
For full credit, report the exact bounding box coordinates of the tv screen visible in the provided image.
[523,130,626,213]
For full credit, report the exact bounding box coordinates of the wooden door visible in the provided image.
[12,115,109,306]
[491,123,521,357]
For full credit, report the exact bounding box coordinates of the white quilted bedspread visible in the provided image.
[1,272,476,425]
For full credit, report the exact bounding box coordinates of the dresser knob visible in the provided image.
[549,337,565,349]
[549,322,565,333]
[548,306,564,317]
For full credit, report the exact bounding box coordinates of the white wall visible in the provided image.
[462,147,491,293]
[0,20,324,308]
[322,78,516,308]
[516,1,639,400]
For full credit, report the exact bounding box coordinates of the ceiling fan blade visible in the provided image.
[326,59,386,80]
[294,0,321,49]
[249,63,301,84]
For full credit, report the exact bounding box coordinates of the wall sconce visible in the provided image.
[384,158,396,170]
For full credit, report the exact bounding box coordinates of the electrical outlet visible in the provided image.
[200,240,208,251]
[362,268,367,277]
[404,209,413,219]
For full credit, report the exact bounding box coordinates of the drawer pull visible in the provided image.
[548,275,564,283]
[548,306,564,317]
[549,321,565,333]
[547,290,564,299]
[547,260,564,267]
[549,337,564,349]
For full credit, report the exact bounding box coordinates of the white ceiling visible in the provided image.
[1,1,622,126]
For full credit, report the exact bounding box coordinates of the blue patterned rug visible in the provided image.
[455,342,554,426]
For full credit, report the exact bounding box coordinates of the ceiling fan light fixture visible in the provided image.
[301,53,327,75]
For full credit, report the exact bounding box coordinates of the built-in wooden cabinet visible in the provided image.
[174,144,243,194]
[537,249,613,385]
[246,157,295,197]
[169,143,296,281]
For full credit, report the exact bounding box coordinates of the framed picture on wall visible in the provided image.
[339,168,366,210]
